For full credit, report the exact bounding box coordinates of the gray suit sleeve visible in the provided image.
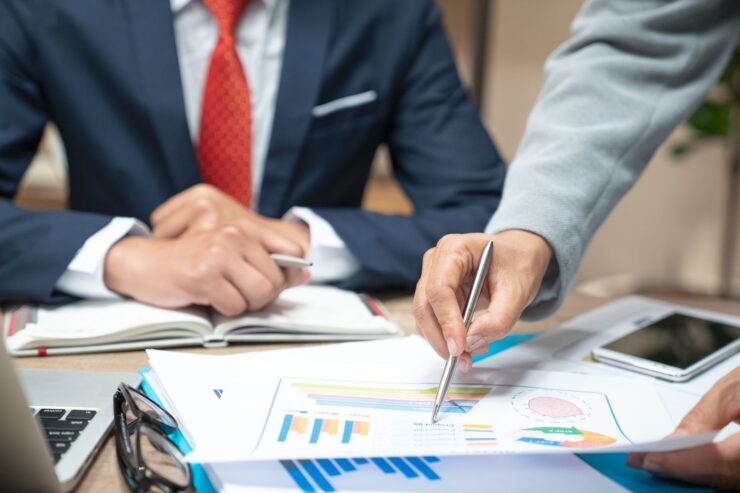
[486,0,740,320]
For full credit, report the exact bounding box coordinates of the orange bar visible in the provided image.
[357,421,370,436]
[289,417,299,432]
[463,424,493,429]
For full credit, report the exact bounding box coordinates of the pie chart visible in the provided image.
[511,390,591,423]
[527,395,583,419]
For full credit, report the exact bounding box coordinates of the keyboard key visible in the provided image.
[49,441,70,453]
[38,408,66,420]
[41,419,89,431]
[66,409,97,421]
[53,453,62,464]
[46,430,79,442]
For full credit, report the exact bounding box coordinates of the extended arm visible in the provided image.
[414,0,740,367]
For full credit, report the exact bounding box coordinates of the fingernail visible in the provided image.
[458,358,471,373]
[466,335,486,353]
[642,457,663,474]
[446,337,460,356]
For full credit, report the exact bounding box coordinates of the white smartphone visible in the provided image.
[591,312,740,382]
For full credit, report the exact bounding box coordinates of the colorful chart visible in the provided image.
[341,420,370,444]
[518,426,616,448]
[462,424,497,447]
[528,396,582,418]
[280,455,443,492]
[511,390,591,424]
[277,413,310,442]
[309,418,341,444]
[291,382,491,414]
[277,413,371,445]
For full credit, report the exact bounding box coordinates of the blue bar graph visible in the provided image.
[388,457,418,478]
[278,414,293,442]
[280,460,315,493]
[310,419,323,444]
[299,459,335,492]
[370,457,396,474]
[406,456,441,480]
[334,458,355,472]
[284,456,444,492]
[341,420,353,444]
[317,459,340,477]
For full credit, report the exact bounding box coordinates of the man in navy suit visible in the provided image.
[0,0,504,315]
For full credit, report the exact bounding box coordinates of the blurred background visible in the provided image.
[15,0,739,300]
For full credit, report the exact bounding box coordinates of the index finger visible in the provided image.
[425,238,474,357]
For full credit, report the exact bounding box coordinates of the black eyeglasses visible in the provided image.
[113,383,192,493]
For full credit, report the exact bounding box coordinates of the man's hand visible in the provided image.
[104,225,308,317]
[150,184,310,254]
[627,367,740,490]
[413,230,552,371]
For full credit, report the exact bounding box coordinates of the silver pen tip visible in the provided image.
[431,405,440,424]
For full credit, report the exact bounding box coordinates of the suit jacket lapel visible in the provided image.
[259,0,334,216]
[122,0,201,194]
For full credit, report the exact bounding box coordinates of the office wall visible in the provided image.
[480,0,737,296]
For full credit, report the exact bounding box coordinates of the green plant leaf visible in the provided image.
[687,101,731,138]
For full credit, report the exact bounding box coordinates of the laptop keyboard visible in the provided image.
[30,407,98,464]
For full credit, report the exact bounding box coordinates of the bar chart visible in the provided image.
[279,455,443,492]
[277,413,310,442]
[276,412,371,445]
[341,420,369,444]
[290,381,490,414]
[251,377,632,460]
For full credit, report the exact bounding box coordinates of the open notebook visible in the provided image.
[3,286,401,357]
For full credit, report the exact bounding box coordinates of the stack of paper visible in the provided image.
[143,319,720,492]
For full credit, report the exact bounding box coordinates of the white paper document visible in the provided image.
[210,454,628,493]
[480,296,740,424]
[146,335,701,464]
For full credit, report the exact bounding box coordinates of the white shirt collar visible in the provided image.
[170,0,278,15]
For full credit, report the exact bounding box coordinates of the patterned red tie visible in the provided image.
[198,0,252,206]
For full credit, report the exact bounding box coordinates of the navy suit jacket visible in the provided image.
[0,0,505,303]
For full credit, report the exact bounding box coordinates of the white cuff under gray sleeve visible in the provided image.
[284,207,361,283]
[55,217,150,299]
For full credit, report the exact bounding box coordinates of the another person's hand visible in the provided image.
[104,225,308,316]
[413,230,552,371]
[150,184,310,254]
[627,367,740,490]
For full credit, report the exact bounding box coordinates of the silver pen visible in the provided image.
[270,253,313,268]
[430,240,493,423]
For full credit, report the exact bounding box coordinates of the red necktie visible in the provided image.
[198,0,252,206]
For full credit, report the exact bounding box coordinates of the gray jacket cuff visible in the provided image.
[485,196,585,321]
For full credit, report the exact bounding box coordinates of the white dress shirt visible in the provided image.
[56,0,360,298]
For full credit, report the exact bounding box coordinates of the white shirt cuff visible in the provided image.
[56,217,150,299]
[284,207,361,283]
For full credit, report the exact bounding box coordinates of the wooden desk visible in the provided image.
[13,291,740,492]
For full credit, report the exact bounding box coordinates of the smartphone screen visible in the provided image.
[602,313,740,370]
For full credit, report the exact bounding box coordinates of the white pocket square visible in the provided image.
[312,90,378,118]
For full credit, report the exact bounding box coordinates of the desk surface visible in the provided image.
[13,291,740,492]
